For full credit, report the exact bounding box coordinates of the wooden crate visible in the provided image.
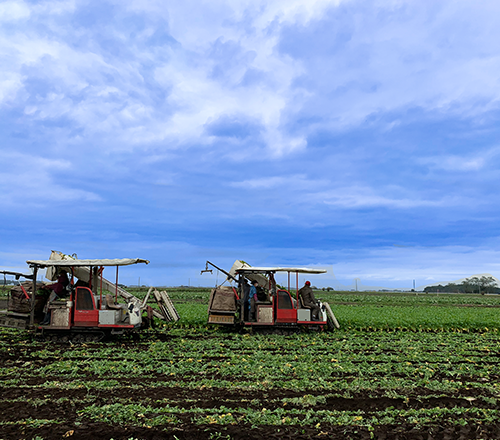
[208,314,234,324]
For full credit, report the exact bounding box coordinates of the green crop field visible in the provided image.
[1,289,500,439]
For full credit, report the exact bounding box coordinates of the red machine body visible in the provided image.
[205,261,339,332]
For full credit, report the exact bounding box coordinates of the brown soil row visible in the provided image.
[0,385,495,416]
[2,420,500,440]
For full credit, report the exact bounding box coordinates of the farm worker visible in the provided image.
[248,280,259,321]
[242,280,251,321]
[298,281,321,321]
[40,271,70,325]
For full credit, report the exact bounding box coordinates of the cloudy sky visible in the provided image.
[1,0,500,289]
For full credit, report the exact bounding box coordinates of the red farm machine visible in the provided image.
[203,260,340,333]
[0,251,179,341]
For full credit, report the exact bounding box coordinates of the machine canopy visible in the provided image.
[26,258,150,268]
[235,267,326,274]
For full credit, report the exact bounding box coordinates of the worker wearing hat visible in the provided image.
[248,280,259,321]
[298,281,321,321]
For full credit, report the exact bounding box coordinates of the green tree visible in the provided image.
[461,278,475,293]
[461,276,497,294]
[477,275,497,294]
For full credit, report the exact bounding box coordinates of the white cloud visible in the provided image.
[2,0,500,291]
[232,176,288,189]
[278,1,500,134]
[0,0,338,157]
[330,244,500,288]
[0,1,30,21]
[231,174,328,190]
[188,242,500,289]
[0,151,102,206]
[420,155,485,172]
[419,147,500,172]
[2,0,500,162]
[32,0,76,16]
[0,76,22,103]
[319,186,448,209]
[257,0,345,26]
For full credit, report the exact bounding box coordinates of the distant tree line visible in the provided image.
[424,276,500,294]
[0,280,17,286]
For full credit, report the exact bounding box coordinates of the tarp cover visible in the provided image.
[228,260,268,287]
[209,286,237,311]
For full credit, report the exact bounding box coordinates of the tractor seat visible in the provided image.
[105,294,125,310]
[298,295,312,309]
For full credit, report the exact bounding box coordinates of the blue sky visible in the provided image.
[2,0,500,289]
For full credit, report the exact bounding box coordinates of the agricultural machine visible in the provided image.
[203,260,340,332]
[0,251,179,341]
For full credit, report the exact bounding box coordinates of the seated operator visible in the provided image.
[298,281,321,321]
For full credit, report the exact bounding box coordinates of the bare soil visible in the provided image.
[1,383,499,439]
[2,338,500,439]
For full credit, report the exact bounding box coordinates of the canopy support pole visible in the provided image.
[296,271,299,304]
[115,266,119,302]
[30,266,38,328]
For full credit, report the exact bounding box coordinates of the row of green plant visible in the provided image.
[2,289,500,436]
[316,292,500,306]
[2,331,500,394]
[169,301,500,330]
[2,324,500,434]
[1,395,498,431]
[75,402,500,428]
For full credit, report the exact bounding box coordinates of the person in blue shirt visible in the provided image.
[248,280,259,321]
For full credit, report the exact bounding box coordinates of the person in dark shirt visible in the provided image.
[298,281,321,320]
[47,272,70,296]
[40,271,70,325]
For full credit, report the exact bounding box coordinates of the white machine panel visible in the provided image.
[297,309,311,321]
[99,310,120,325]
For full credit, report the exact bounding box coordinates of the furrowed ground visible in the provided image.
[1,288,500,439]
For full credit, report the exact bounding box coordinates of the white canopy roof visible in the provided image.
[27,258,149,268]
[235,266,326,274]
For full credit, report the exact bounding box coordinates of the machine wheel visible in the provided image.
[141,316,152,329]
[324,303,340,330]
[71,331,105,343]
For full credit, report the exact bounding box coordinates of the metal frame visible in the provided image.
[206,263,327,329]
[26,258,149,328]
